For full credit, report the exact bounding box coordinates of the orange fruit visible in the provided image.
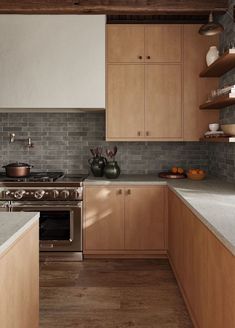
[191,169,197,175]
[177,167,184,174]
[199,170,204,175]
[171,167,178,174]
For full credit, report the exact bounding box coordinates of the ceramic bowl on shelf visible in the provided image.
[209,123,219,132]
[221,124,235,136]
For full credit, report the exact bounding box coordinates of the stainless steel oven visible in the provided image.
[0,178,85,261]
[10,201,82,253]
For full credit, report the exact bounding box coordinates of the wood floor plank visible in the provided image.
[40,259,193,328]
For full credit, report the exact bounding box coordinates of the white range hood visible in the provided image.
[0,15,105,110]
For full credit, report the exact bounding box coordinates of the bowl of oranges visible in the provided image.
[187,169,206,180]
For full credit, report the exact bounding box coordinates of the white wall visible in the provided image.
[0,15,105,109]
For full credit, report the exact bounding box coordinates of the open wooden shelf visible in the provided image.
[199,93,235,110]
[200,49,235,78]
[200,137,235,143]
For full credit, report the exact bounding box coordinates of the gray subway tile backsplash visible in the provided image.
[0,112,209,175]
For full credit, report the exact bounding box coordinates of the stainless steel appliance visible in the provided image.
[0,172,86,261]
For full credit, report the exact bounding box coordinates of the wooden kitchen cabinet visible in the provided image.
[145,25,182,63]
[124,186,166,250]
[107,24,219,141]
[84,185,167,255]
[107,24,181,63]
[83,186,124,251]
[169,190,235,328]
[181,205,207,328]
[107,25,145,63]
[207,231,235,328]
[0,222,39,328]
[145,64,182,139]
[107,65,145,139]
[107,63,182,139]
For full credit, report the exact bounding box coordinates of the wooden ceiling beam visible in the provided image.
[0,1,229,15]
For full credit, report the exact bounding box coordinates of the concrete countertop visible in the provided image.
[0,212,39,257]
[85,174,167,185]
[84,175,235,256]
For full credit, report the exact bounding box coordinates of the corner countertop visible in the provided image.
[0,212,39,257]
[84,175,235,256]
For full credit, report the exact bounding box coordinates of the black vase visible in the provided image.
[88,156,107,177]
[104,161,121,179]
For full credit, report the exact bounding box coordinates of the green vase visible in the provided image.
[88,156,107,177]
[104,161,121,179]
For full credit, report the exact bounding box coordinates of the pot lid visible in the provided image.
[4,162,31,168]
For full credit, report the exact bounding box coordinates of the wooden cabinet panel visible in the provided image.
[183,25,219,140]
[107,25,145,63]
[0,223,39,328]
[107,64,145,139]
[169,191,235,328]
[168,190,184,280]
[207,231,235,328]
[182,205,207,328]
[145,64,182,139]
[124,186,166,250]
[84,186,124,250]
[145,25,182,63]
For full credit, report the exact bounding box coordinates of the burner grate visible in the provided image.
[0,171,64,182]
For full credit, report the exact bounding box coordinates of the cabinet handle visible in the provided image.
[137,131,141,136]
[146,56,151,59]
[138,55,143,60]
[117,189,122,195]
[126,189,131,195]
[146,131,150,136]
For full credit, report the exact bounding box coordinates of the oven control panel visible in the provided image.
[1,187,83,201]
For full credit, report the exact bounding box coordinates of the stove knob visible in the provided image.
[72,189,80,200]
[60,190,70,199]
[52,190,59,199]
[34,190,45,199]
[14,190,26,199]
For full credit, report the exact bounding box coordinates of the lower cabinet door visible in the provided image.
[124,186,166,250]
[207,231,235,328]
[84,186,124,251]
[182,205,207,328]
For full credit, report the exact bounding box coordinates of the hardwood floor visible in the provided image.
[40,259,193,328]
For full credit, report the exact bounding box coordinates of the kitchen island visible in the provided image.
[0,212,39,328]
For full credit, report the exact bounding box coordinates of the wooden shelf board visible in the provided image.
[200,49,235,78]
[200,137,235,143]
[200,93,235,110]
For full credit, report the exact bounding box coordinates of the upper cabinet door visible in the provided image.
[0,15,105,109]
[145,64,182,139]
[107,25,145,63]
[145,25,182,63]
[107,64,145,139]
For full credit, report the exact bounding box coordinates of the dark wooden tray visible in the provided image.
[158,172,187,179]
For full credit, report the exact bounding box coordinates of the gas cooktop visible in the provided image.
[0,171,65,182]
